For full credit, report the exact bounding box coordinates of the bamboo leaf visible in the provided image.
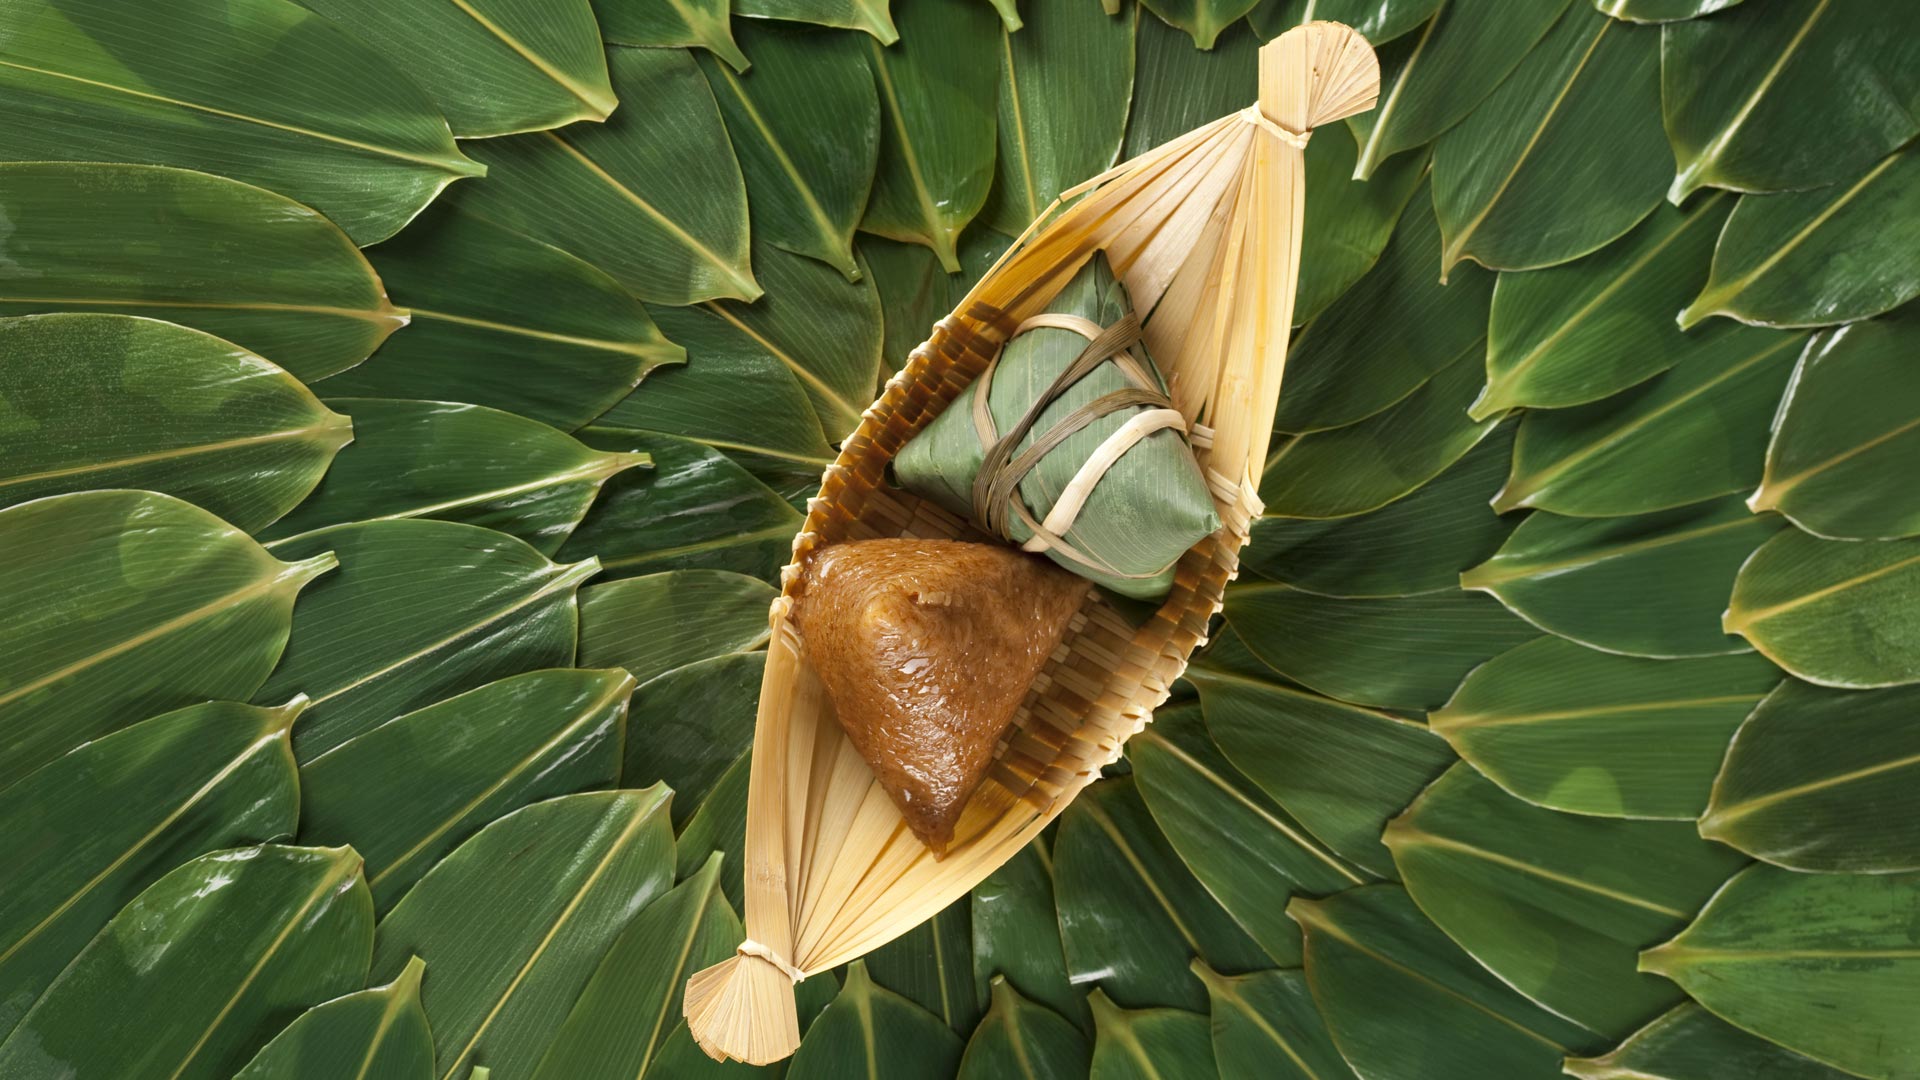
[298,668,631,912]
[1294,130,1432,327]
[1431,636,1781,819]
[1753,311,1920,540]
[0,163,402,381]
[295,0,613,138]
[372,789,677,1080]
[1476,193,1733,417]
[1249,0,1443,47]
[1124,13,1257,158]
[1594,0,1749,22]
[1564,1003,1855,1080]
[0,490,329,790]
[1494,326,1806,515]
[1192,964,1354,1080]
[787,961,963,1080]
[257,520,596,762]
[324,204,683,431]
[859,0,1001,270]
[1433,5,1666,275]
[0,0,481,244]
[971,840,1090,1033]
[865,230,1015,371]
[1387,765,1747,1040]
[1139,0,1262,50]
[1462,496,1783,658]
[984,0,1021,30]
[1681,147,1920,329]
[234,958,434,1080]
[0,845,372,1080]
[1661,0,1920,201]
[596,0,748,70]
[869,897,980,1035]
[674,751,752,909]
[1702,679,1920,873]
[958,978,1088,1080]
[1725,529,1920,688]
[578,570,775,685]
[739,0,900,43]
[0,314,350,530]
[622,652,761,827]
[455,46,759,305]
[1640,864,1920,1079]
[1088,990,1216,1080]
[0,699,300,1041]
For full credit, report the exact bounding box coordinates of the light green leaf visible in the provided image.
[596,0,748,69]
[1594,0,1748,22]
[1564,1003,1854,1080]
[1462,496,1782,658]
[234,957,433,1080]
[622,651,761,827]
[1249,0,1443,47]
[701,22,879,279]
[1494,326,1805,515]
[299,668,631,912]
[1725,529,1920,688]
[739,0,899,43]
[869,897,980,1034]
[296,0,613,138]
[1387,764,1747,1039]
[1124,13,1257,158]
[984,0,1021,30]
[0,314,350,529]
[972,839,1090,1033]
[257,520,595,762]
[0,845,372,1080]
[0,0,481,244]
[1293,130,1431,327]
[325,204,683,431]
[1193,964,1354,1080]
[1475,190,1733,418]
[372,789,676,1080]
[787,961,963,1080]
[1139,0,1261,50]
[859,0,1001,270]
[0,163,402,381]
[1640,864,1920,1079]
[1088,990,1216,1080]
[0,490,330,791]
[578,570,774,685]
[1430,636,1781,819]
[958,978,1088,1080]
[1661,0,1920,201]
[455,46,759,305]
[1681,146,1920,329]
[0,699,300,1040]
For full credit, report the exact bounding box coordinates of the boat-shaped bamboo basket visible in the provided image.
[686,22,1380,1064]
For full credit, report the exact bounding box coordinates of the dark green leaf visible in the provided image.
[738,0,899,43]
[1293,131,1431,327]
[596,0,748,69]
[623,652,761,827]
[1193,964,1354,1080]
[1087,990,1216,1080]
[1249,0,1443,47]
[958,978,1089,1080]
[868,897,980,1034]
[234,957,433,1080]
[863,229,1013,372]
[1594,0,1748,22]
[971,839,1090,1032]
[1139,0,1260,50]
[1124,13,1257,158]
[786,961,963,1080]
[578,570,774,684]
[1564,1003,1854,1080]
[674,751,752,909]
[1725,529,1920,688]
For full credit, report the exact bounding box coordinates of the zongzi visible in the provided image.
[793,538,1088,854]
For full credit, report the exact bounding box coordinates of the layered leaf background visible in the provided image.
[1,0,1916,1077]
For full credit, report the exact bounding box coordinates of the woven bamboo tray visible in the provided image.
[686,22,1381,1064]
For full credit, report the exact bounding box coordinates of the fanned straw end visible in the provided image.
[1258,21,1381,133]
[684,951,801,1066]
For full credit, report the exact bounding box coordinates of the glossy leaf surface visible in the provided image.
[971,840,1089,1032]
[738,0,900,43]
[1594,0,1748,22]
[1194,965,1352,1080]
[233,958,433,1080]
[1249,0,1443,47]
[1726,529,1920,688]
[869,897,979,1034]
[1087,991,1216,1080]
[1140,0,1262,50]
[787,962,963,1080]
[577,570,774,685]
[621,652,761,828]
[1564,1002,1853,1080]
[958,978,1088,1080]
[596,0,747,69]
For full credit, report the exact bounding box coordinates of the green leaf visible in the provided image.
[295,0,613,137]
[863,229,1013,372]
[1701,679,1920,872]
[530,854,737,1080]
[1725,529,1920,688]
[982,0,1135,237]
[859,0,1001,270]
[372,789,676,1080]
[1274,181,1494,435]
[1249,0,1443,47]
[1293,133,1431,327]
[325,204,683,431]
[1430,636,1781,819]
[1192,964,1353,1080]
[1191,663,1455,878]
[1348,0,1575,180]
[0,490,330,791]
[1461,496,1783,658]
[701,23,878,280]
[1131,704,1371,965]
[1124,13,1257,158]
[1661,0,1920,201]
[1681,147,1920,329]
[1752,311,1920,540]
[1594,0,1749,22]
[1088,990,1216,1080]
[1640,864,1920,1079]
[1139,0,1261,50]
[738,0,899,43]
[674,751,752,909]
[578,570,774,685]
[234,957,433,1080]
[0,845,372,1080]
[1054,778,1271,1012]
[0,699,300,1040]
[623,652,762,827]
[596,0,748,70]
[1387,765,1747,1039]
[1262,345,1500,518]
[1475,190,1733,418]
[257,520,596,762]
[869,897,981,1034]
[455,46,759,305]
[787,961,964,1080]
[984,0,1021,30]
[1291,885,1604,1078]
[0,0,481,244]
[971,839,1090,1033]
[1433,5,1665,275]
[0,314,350,529]
[1494,326,1805,515]
[1244,424,1519,598]
[1223,582,1539,711]
[958,978,1089,1080]
[0,162,402,381]
[299,668,631,912]
[1564,1003,1854,1080]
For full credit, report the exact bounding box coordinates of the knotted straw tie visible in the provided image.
[737,939,806,983]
